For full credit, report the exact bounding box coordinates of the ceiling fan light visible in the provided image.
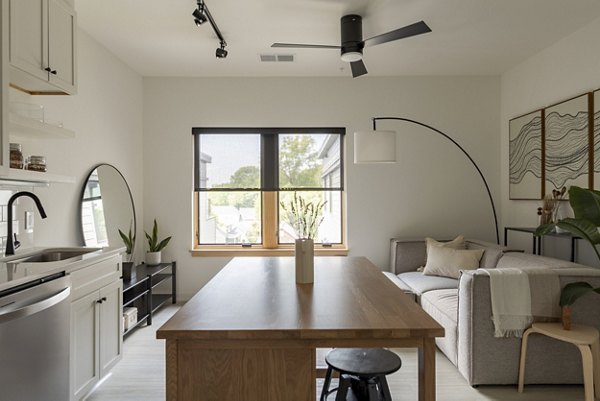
[341,51,362,62]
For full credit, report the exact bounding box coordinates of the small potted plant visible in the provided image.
[536,186,600,329]
[118,223,136,280]
[145,219,171,266]
[280,193,326,284]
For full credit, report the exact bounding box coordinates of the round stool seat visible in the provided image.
[325,348,402,377]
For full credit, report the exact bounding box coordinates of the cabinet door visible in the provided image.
[99,279,123,377]
[8,0,48,82]
[47,0,76,93]
[70,291,100,401]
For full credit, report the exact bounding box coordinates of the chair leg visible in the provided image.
[321,367,333,401]
[378,375,393,401]
[518,328,533,393]
[591,338,600,400]
[577,345,594,401]
[366,380,379,401]
[335,374,351,401]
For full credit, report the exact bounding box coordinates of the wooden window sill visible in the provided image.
[190,246,349,257]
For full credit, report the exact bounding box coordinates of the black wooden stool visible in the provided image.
[320,348,402,401]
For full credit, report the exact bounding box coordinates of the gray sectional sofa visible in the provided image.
[384,238,600,386]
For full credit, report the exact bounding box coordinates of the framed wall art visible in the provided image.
[509,110,543,199]
[594,89,600,189]
[544,93,591,197]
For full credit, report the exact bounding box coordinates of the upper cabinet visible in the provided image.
[8,0,76,95]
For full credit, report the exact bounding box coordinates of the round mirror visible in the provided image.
[79,164,136,254]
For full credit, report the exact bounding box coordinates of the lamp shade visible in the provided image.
[354,130,397,163]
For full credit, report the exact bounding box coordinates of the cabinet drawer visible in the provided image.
[71,257,121,301]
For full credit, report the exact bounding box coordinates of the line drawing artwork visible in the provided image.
[595,90,600,188]
[509,111,542,199]
[545,95,589,196]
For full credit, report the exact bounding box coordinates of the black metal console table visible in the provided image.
[504,227,580,262]
[122,261,177,337]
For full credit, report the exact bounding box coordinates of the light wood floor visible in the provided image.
[88,305,586,401]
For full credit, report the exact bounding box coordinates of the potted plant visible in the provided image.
[535,186,600,329]
[280,193,326,284]
[118,224,136,280]
[145,219,171,266]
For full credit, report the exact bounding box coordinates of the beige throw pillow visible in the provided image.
[423,246,484,279]
[417,235,467,272]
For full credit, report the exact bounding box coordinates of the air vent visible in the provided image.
[259,54,295,62]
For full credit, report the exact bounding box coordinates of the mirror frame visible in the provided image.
[78,163,137,254]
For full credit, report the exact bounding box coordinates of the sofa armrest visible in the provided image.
[457,269,600,385]
[389,238,426,274]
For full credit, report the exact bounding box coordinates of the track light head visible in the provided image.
[216,42,228,58]
[192,7,207,25]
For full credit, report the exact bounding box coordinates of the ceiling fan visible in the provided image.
[272,15,431,78]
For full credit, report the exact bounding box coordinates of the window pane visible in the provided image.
[278,191,342,244]
[199,134,261,189]
[279,133,341,189]
[199,192,262,244]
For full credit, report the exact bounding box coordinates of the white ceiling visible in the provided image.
[76,0,600,78]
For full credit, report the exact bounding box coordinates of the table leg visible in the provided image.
[518,328,533,392]
[590,339,600,399]
[577,345,595,401]
[165,340,178,401]
[532,236,537,255]
[504,227,508,247]
[418,338,436,401]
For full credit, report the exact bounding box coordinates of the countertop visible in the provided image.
[0,246,125,292]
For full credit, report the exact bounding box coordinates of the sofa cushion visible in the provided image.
[382,272,413,292]
[397,271,458,295]
[421,289,458,365]
[466,240,505,268]
[423,246,484,279]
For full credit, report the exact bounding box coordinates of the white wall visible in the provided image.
[143,76,500,300]
[5,30,144,259]
[500,16,600,265]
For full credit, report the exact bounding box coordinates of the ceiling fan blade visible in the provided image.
[363,20,431,47]
[271,43,340,49]
[350,59,368,78]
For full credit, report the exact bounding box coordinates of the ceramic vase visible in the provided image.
[146,251,161,266]
[295,238,314,284]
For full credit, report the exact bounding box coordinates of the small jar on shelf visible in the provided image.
[10,143,24,169]
[25,155,47,172]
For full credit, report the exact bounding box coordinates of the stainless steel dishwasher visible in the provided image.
[0,271,71,401]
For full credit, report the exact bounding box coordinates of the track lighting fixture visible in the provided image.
[192,0,228,58]
[192,4,207,26]
[215,41,228,59]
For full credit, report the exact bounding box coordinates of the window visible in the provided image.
[193,128,345,255]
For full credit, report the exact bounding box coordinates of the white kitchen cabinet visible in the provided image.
[8,0,77,94]
[70,256,122,401]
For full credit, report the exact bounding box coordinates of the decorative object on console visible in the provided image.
[540,186,566,225]
[544,94,591,197]
[355,117,499,244]
[145,219,171,266]
[280,192,326,284]
[509,110,543,200]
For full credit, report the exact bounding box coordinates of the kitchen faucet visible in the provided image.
[5,191,47,256]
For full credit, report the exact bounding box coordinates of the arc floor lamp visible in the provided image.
[355,117,500,245]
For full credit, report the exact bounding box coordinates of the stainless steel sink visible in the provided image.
[17,249,97,263]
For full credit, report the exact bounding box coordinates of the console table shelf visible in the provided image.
[122,261,177,337]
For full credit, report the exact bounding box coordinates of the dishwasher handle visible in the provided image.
[0,287,70,324]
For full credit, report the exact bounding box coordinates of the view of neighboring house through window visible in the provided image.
[193,128,344,248]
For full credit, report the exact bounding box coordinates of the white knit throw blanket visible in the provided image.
[480,268,533,338]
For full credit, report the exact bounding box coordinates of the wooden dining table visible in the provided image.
[157,256,444,401]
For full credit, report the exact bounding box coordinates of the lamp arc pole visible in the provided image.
[372,116,500,245]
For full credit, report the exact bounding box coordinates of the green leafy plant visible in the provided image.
[145,219,171,253]
[118,222,135,262]
[535,186,600,328]
[280,192,326,240]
